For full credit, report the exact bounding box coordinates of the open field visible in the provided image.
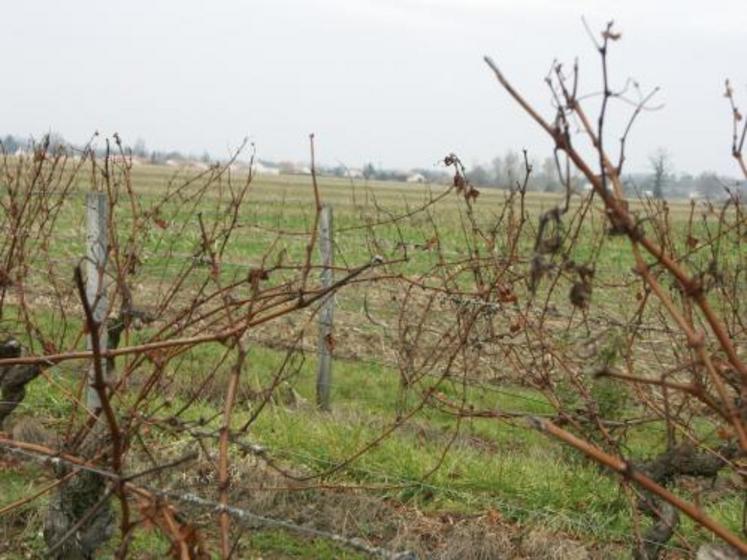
[1,159,746,559]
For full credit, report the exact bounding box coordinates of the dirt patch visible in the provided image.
[175,456,624,559]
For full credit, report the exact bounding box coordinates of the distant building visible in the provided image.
[187,161,209,171]
[230,162,250,172]
[406,172,426,183]
[345,168,363,179]
[254,161,280,176]
[574,181,593,195]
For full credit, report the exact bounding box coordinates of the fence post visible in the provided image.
[43,191,113,559]
[316,205,334,411]
[85,192,108,411]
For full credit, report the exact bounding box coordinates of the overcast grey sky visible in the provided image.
[1,0,745,175]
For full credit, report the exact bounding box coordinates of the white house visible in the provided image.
[254,161,280,176]
[406,172,426,183]
[187,161,210,171]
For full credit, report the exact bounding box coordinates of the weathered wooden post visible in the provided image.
[86,191,109,411]
[316,205,334,411]
[44,191,114,558]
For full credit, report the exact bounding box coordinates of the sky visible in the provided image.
[1,0,745,176]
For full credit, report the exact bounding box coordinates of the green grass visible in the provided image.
[244,530,368,559]
[14,337,737,544]
[2,162,745,557]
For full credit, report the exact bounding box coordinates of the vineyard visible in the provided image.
[2,22,747,560]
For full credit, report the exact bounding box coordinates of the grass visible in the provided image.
[6,338,740,552]
[245,530,368,559]
[1,161,745,557]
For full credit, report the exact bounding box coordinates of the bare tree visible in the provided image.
[648,148,671,199]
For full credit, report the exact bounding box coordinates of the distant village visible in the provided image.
[2,133,743,200]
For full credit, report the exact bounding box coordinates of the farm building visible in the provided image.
[254,161,281,176]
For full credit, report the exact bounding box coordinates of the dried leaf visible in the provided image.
[602,30,622,41]
[509,317,525,333]
[569,281,592,308]
[496,285,517,304]
[420,237,438,252]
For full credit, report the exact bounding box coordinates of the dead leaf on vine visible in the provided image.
[496,285,518,304]
[509,316,526,333]
[602,30,622,41]
[146,349,167,366]
[420,237,438,252]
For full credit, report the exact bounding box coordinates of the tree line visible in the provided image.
[1,133,740,199]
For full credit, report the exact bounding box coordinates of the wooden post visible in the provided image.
[86,192,108,411]
[316,205,334,411]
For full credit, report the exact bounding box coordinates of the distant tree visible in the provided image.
[1,135,19,153]
[648,148,672,199]
[696,171,723,199]
[504,150,520,190]
[569,168,587,194]
[467,164,491,186]
[541,156,559,192]
[375,169,407,182]
[163,151,184,162]
[363,163,376,180]
[45,132,67,151]
[679,172,693,183]
[491,156,504,187]
[677,173,694,194]
[133,138,147,158]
